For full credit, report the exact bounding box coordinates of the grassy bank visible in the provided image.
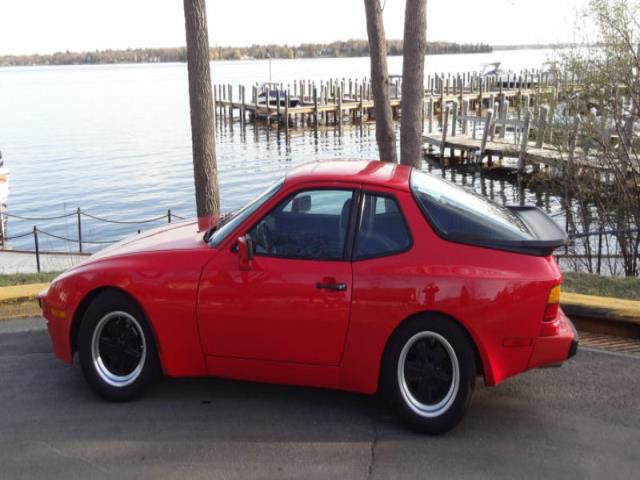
[563,272,640,301]
[0,272,60,288]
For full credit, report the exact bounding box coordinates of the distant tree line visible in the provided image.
[492,43,583,51]
[0,48,188,66]
[0,40,492,66]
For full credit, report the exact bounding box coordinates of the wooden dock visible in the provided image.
[211,69,635,176]
[212,68,565,133]
[421,90,640,177]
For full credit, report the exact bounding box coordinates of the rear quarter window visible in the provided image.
[410,170,533,243]
[354,193,411,260]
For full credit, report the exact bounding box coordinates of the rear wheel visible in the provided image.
[78,291,161,401]
[381,315,476,434]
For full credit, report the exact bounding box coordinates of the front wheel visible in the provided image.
[381,315,476,434]
[78,291,161,401]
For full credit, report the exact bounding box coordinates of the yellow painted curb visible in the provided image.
[0,283,49,302]
[561,292,640,322]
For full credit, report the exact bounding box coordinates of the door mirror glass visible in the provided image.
[237,234,254,270]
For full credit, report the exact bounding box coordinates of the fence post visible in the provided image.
[168,209,172,224]
[0,203,5,249]
[440,105,451,165]
[77,208,82,253]
[313,86,319,135]
[33,226,40,273]
[597,227,603,275]
[337,86,343,131]
[284,89,290,131]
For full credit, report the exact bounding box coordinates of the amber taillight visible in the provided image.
[540,285,561,336]
[544,285,561,321]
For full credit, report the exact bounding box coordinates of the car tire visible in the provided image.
[78,291,161,401]
[381,314,476,434]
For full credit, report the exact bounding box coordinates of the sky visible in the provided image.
[0,0,590,56]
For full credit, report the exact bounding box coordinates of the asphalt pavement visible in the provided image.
[1,320,639,479]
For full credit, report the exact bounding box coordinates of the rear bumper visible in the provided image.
[567,317,579,359]
[568,337,579,359]
[527,309,578,369]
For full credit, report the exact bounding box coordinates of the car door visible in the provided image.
[197,187,358,366]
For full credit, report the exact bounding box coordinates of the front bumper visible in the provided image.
[39,288,74,364]
[527,309,578,369]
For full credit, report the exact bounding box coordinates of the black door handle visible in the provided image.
[316,282,347,292]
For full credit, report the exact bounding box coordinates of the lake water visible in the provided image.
[0,49,560,252]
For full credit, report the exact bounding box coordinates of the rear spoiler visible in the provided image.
[503,206,568,256]
[443,206,568,257]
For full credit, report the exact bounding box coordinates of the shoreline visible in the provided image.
[0,45,564,69]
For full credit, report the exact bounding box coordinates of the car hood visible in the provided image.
[84,220,206,263]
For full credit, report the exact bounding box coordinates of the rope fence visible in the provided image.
[0,208,190,271]
[1,207,637,274]
[4,211,76,221]
[3,208,185,227]
[80,211,171,224]
[36,228,119,245]
[5,230,36,241]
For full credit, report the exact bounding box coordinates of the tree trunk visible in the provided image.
[183,0,220,230]
[364,0,397,163]
[400,0,427,168]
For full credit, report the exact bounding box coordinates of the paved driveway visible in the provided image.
[1,324,639,479]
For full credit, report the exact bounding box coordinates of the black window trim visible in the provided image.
[343,190,362,261]
[350,189,414,262]
[240,186,359,262]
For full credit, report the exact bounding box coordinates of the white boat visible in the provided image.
[257,83,301,107]
[480,61,552,89]
[480,62,503,78]
[0,152,8,204]
[0,150,9,245]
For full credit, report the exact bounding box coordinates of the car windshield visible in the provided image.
[207,177,285,247]
[410,170,531,241]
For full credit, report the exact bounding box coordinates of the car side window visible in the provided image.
[354,193,411,259]
[249,189,354,260]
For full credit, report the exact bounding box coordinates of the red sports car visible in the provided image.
[40,161,577,434]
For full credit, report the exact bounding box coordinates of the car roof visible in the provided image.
[285,160,412,191]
